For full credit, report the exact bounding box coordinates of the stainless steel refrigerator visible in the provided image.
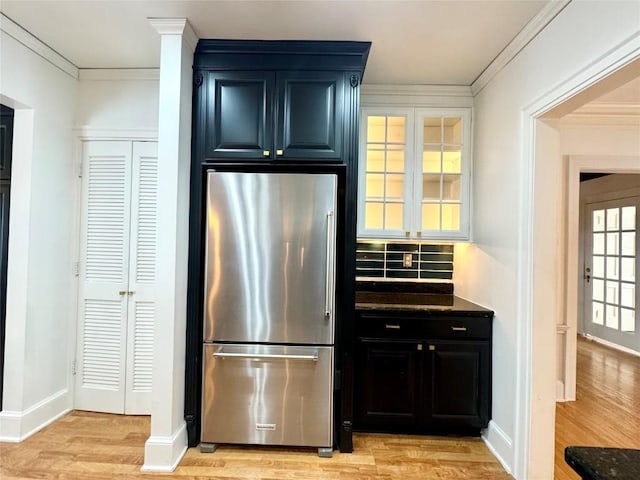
[201,171,337,457]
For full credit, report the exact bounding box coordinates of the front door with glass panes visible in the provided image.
[358,107,470,240]
[584,198,639,353]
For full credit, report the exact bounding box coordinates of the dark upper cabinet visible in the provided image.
[205,71,273,159]
[276,71,344,160]
[204,70,344,161]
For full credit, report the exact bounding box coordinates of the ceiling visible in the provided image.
[0,0,551,85]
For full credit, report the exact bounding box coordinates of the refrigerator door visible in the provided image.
[204,172,337,344]
[201,343,333,447]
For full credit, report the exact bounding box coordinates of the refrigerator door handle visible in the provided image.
[325,210,335,318]
[212,350,319,362]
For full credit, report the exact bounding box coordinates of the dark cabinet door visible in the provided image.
[355,338,422,428]
[427,340,490,429]
[276,71,344,160]
[205,71,274,159]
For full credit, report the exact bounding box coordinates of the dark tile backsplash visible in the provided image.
[356,242,453,281]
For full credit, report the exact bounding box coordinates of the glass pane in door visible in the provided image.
[419,115,463,234]
[363,114,407,233]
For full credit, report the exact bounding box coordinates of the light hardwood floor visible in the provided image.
[0,411,511,479]
[7,336,634,479]
[555,335,640,479]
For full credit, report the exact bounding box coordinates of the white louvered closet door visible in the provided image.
[124,141,158,414]
[75,140,157,414]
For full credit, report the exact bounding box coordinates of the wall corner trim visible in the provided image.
[482,420,514,476]
[471,0,571,96]
[141,422,188,472]
[0,13,79,79]
[79,68,160,81]
[0,389,71,442]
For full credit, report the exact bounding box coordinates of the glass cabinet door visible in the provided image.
[415,109,470,239]
[357,107,470,241]
[359,109,413,237]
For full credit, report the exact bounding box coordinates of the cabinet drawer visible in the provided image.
[425,316,492,340]
[357,312,491,340]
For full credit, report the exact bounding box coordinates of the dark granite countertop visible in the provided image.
[355,291,493,315]
[565,446,640,480]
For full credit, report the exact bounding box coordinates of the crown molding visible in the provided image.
[79,68,160,81]
[471,0,571,96]
[148,18,198,52]
[362,84,472,97]
[361,84,474,107]
[0,13,78,79]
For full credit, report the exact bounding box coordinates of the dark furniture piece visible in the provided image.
[565,446,640,480]
[354,289,493,435]
[186,40,371,453]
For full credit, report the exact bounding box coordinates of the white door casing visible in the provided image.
[75,140,157,414]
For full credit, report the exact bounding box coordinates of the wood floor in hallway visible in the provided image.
[1,410,511,479]
[555,335,640,479]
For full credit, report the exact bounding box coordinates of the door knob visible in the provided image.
[276,149,284,156]
[263,150,270,157]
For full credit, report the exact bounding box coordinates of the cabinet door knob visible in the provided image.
[118,290,127,296]
[385,323,401,330]
[263,150,270,157]
[276,149,284,156]
[428,345,435,351]
[451,326,467,332]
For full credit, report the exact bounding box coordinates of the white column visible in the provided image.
[142,18,196,472]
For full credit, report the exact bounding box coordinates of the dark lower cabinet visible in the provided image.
[356,339,421,427]
[428,340,490,429]
[354,311,492,434]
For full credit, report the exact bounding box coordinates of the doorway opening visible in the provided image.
[534,61,640,476]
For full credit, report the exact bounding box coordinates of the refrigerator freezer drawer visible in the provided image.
[201,344,333,448]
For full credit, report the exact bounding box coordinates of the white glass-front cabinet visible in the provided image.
[358,107,471,240]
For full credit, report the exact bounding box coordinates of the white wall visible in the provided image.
[76,70,159,133]
[559,123,640,156]
[453,1,640,478]
[0,22,77,439]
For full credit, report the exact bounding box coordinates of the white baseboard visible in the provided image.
[582,333,640,358]
[0,389,70,442]
[482,420,513,476]
[141,421,188,472]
